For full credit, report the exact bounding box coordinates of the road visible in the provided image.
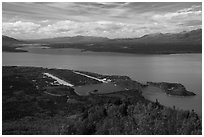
[43,73,74,87]
[73,71,109,83]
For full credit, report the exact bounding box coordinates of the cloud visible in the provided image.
[3,21,40,34]
[182,20,202,26]
[1,20,140,38]
[153,5,201,20]
[2,2,202,39]
[151,4,202,30]
[41,20,49,23]
[37,20,126,38]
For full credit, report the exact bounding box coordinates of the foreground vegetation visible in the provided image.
[2,66,202,135]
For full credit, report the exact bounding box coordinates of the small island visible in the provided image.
[146,82,196,96]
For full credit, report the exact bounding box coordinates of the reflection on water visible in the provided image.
[2,47,202,115]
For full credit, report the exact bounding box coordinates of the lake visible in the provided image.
[2,47,202,115]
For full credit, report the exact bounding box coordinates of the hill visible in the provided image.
[3,29,202,54]
[2,66,202,135]
[43,29,202,54]
[2,35,27,52]
[2,35,22,44]
[25,29,202,44]
[133,29,202,43]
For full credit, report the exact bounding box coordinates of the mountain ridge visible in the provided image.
[3,28,202,44]
[2,28,202,54]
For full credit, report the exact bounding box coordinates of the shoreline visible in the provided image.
[2,65,197,96]
[2,65,201,135]
[3,65,198,112]
[2,47,202,55]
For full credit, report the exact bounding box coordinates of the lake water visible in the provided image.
[2,47,202,115]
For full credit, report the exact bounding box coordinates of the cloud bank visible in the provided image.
[2,2,202,39]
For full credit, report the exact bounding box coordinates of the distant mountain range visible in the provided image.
[2,29,202,54]
[135,29,202,43]
[23,29,202,44]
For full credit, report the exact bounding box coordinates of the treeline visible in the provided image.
[60,97,201,135]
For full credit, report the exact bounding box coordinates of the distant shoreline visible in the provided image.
[2,46,202,55]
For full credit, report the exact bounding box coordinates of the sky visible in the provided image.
[2,2,202,39]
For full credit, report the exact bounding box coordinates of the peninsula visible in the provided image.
[146,82,196,96]
[2,66,201,135]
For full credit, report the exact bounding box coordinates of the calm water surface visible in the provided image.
[2,47,202,115]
